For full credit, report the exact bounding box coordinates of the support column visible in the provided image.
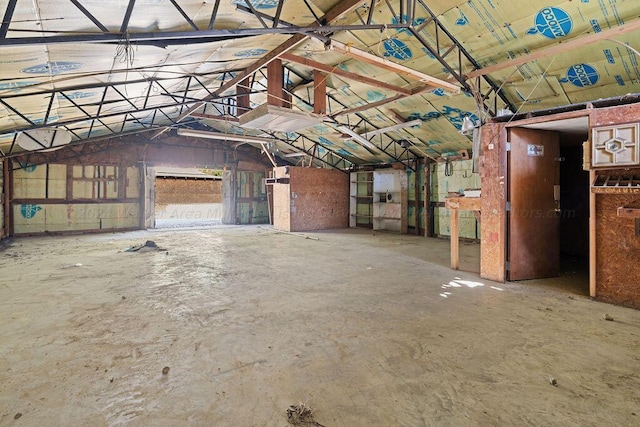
[414,159,420,235]
[237,76,251,116]
[2,158,10,237]
[424,158,433,237]
[313,70,327,115]
[267,59,285,107]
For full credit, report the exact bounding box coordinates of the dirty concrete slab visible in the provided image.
[0,226,638,426]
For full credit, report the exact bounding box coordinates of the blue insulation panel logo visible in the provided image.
[20,204,42,219]
[383,38,413,61]
[22,62,84,75]
[318,136,334,146]
[527,7,572,38]
[366,90,386,102]
[234,49,267,57]
[561,64,599,87]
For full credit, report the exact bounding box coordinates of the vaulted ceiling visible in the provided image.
[1,0,639,170]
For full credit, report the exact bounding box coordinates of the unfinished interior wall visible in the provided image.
[11,163,141,235]
[273,166,349,232]
[432,159,481,240]
[236,171,269,224]
[479,123,507,283]
[349,171,374,229]
[155,177,222,220]
[407,162,427,234]
[595,188,640,308]
[0,159,4,237]
[591,103,640,308]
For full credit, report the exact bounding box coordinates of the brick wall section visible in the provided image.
[155,178,222,205]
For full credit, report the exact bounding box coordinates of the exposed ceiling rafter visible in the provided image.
[466,19,640,79]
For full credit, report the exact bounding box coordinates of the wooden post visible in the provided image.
[414,159,420,235]
[237,76,251,116]
[267,59,285,107]
[313,70,327,115]
[424,159,433,237]
[2,158,11,237]
[589,169,596,297]
[450,208,459,270]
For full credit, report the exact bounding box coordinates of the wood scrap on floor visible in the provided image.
[286,402,325,427]
[124,240,166,252]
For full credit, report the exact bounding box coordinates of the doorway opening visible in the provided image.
[512,116,590,295]
[154,167,223,229]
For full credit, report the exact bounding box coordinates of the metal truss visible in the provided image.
[8,130,272,171]
[0,0,515,166]
[409,0,515,114]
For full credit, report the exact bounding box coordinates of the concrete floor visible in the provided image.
[1,226,639,426]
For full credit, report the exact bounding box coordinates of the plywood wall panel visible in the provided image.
[0,160,4,237]
[480,123,507,282]
[595,192,640,309]
[592,104,640,127]
[289,167,349,232]
[155,178,221,205]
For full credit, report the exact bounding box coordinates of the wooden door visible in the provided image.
[508,128,560,280]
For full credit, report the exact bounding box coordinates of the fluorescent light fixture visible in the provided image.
[177,128,275,144]
[283,152,309,157]
[337,125,378,151]
[359,119,422,139]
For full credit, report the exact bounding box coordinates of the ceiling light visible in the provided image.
[459,116,477,135]
[16,128,72,151]
[359,119,422,139]
[177,128,275,144]
[337,126,378,151]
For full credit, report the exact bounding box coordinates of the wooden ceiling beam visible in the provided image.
[329,40,461,93]
[161,0,363,137]
[280,52,413,95]
[466,19,640,79]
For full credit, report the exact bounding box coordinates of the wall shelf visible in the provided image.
[349,171,374,228]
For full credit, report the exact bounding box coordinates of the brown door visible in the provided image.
[508,128,560,280]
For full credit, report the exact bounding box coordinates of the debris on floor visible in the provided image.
[162,366,170,375]
[603,313,614,321]
[286,402,325,426]
[550,377,558,387]
[61,262,83,269]
[124,240,166,253]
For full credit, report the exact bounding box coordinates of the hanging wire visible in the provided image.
[115,30,136,65]
[113,30,137,96]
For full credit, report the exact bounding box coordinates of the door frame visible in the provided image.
[504,112,591,286]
